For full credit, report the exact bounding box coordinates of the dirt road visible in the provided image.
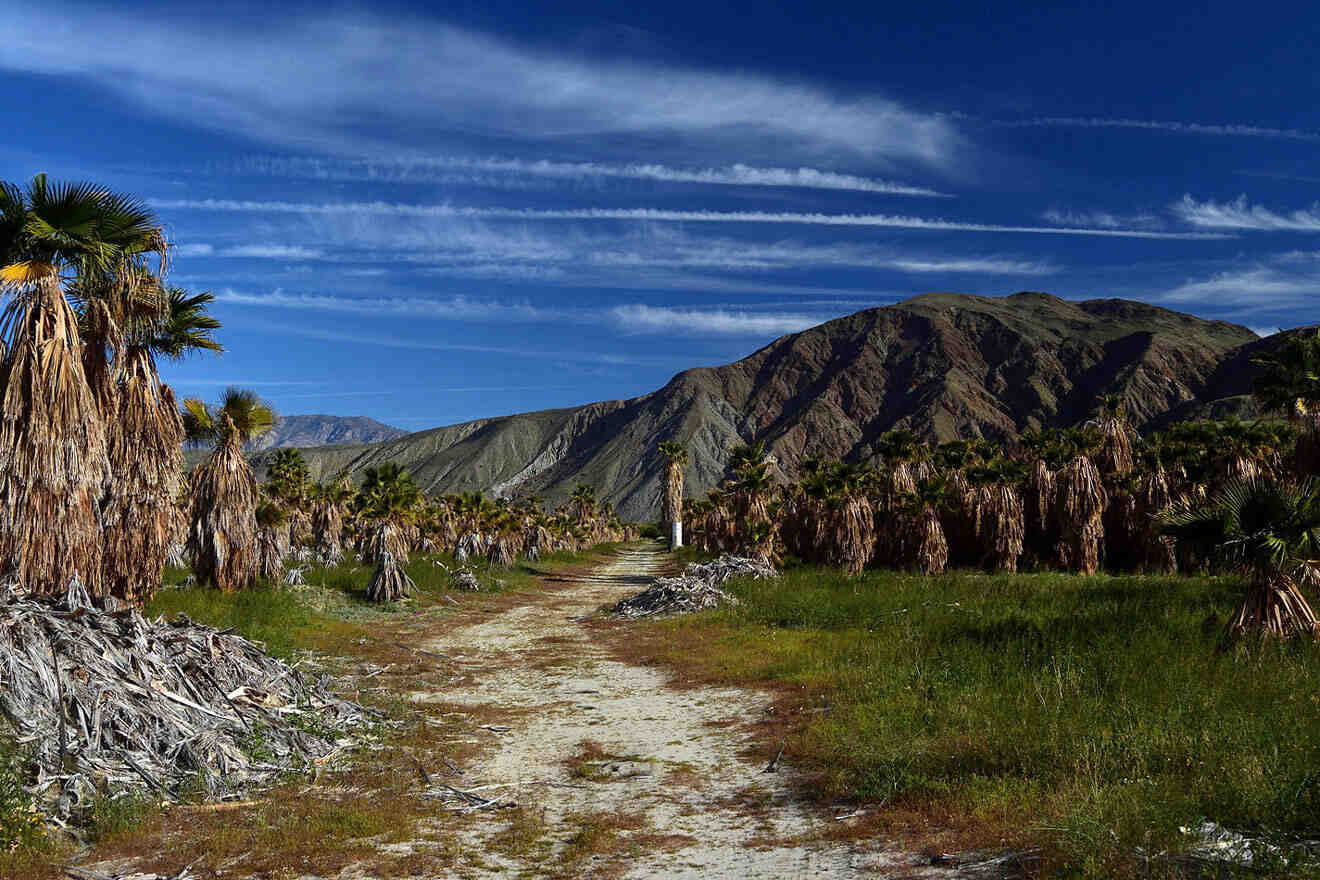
[411,543,1013,879]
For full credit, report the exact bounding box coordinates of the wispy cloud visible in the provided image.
[610,304,820,335]
[1172,195,1320,231]
[216,289,567,322]
[220,155,948,197]
[997,117,1320,143]
[0,4,959,163]
[218,288,836,336]
[176,243,325,259]
[152,198,1227,239]
[886,257,1056,274]
[1160,251,1320,319]
[271,323,654,365]
[1041,208,1164,230]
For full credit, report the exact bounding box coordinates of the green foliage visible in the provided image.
[147,582,316,658]
[1162,476,1320,578]
[182,387,277,446]
[0,741,47,854]
[1253,328,1320,417]
[355,463,421,523]
[665,565,1320,872]
[266,449,311,502]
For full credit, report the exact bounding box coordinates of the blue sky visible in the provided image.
[3,0,1318,430]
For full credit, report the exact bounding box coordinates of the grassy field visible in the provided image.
[631,563,1320,876]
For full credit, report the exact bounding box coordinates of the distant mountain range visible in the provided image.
[247,414,407,451]
[251,292,1281,521]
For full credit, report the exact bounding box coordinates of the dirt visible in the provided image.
[402,543,1013,879]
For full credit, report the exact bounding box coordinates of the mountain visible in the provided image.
[257,292,1266,521]
[247,414,407,451]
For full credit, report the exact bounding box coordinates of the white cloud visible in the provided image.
[152,198,1228,239]
[222,245,324,259]
[610,304,820,335]
[1160,252,1320,318]
[1041,208,1164,230]
[175,242,323,259]
[886,257,1056,274]
[0,4,959,163]
[998,117,1320,143]
[216,288,834,337]
[221,156,948,197]
[1172,195,1320,231]
[215,289,565,322]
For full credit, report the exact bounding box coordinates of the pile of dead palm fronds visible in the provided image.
[0,579,371,826]
[612,555,777,618]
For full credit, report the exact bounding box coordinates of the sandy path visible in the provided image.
[417,543,1010,879]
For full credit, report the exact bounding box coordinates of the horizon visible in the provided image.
[3,1,1316,430]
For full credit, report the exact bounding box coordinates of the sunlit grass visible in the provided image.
[642,565,1320,874]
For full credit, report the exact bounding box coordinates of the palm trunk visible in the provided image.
[1231,570,1318,638]
[0,276,110,596]
[187,418,259,592]
[101,349,185,605]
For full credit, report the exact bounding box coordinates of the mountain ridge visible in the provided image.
[247,414,407,451]
[253,292,1267,520]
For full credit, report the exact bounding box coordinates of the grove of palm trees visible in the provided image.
[681,334,1320,640]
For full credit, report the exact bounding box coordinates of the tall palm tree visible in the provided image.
[183,388,275,592]
[0,175,167,597]
[658,440,688,549]
[1161,476,1320,639]
[101,286,221,605]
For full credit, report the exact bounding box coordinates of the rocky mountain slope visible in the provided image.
[258,292,1266,520]
[248,414,407,450]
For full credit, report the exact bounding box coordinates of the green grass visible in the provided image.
[649,565,1320,875]
[145,544,623,657]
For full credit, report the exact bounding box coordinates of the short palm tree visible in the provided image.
[1161,476,1320,639]
[255,501,289,582]
[356,463,421,565]
[658,440,688,548]
[183,388,275,591]
[0,175,168,596]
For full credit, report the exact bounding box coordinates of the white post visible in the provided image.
[670,520,683,549]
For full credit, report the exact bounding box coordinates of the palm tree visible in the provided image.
[0,175,168,597]
[311,476,354,563]
[101,286,221,605]
[183,388,275,591]
[255,501,289,582]
[1161,477,1320,639]
[1088,394,1138,479]
[904,476,949,575]
[1253,329,1320,474]
[569,484,597,523]
[356,463,421,566]
[1054,453,1108,575]
[658,441,688,549]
